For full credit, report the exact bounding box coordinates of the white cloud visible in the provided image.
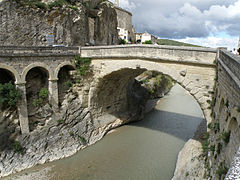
[119,0,136,11]
[125,0,240,39]
[176,36,239,50]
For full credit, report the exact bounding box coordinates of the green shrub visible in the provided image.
[216,162,228,179]
[39,88,49,99]
[64,81,73,88]
[78,135,86,144]
[0,82,21,110]
[69,131,74,137]
[57,119,65,125]
[143,40,153,44]
[119,38,127,45]
[82,1,89,8]
[12,141,23,154]
[67,5,78,10]
[210,145,215,154]
[220,131,231,144]
[33,88,49,107]
[35,1,47,9]
[74,56,91,77]
[207,122,212,129]
[202,132,210,154]
[49,0,66,8]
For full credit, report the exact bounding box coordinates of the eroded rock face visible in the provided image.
[0,109,20,151]
[0,85,123,177]
[0,71,145,177]
[0,0,118,46]
[0,68,175,178]
[0,0,89,46]
[172,139,207,180]
[93,1,118,45]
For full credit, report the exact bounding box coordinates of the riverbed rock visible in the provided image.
[172,139,207,180]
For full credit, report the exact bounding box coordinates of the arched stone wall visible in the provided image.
[57,63,75,106]
[54,61,75,80]
[89,68,145,118]
[25,67,50,131]
[0,63,21,84]
[90,59,216,123]
[21,62,53,82]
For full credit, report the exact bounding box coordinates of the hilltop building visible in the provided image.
[113,0,136,43]
[136,32,158,44]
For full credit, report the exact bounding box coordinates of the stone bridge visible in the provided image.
[0,45,217,134]
[1,44,240,179]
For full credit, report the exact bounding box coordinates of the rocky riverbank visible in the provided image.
[172,119,208,180]
[0,71,174,178]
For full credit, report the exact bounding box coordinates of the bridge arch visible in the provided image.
[0,63,21,84]
[90,59,216,123]
[21,63,53,82]
[56,62,75,106]
[54,61,75,80]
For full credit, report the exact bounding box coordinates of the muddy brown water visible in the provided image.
[3,84,204,180]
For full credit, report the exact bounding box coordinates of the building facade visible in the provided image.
[114,0,136,43]
[136,32,158,44]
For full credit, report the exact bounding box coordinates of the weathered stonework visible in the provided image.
[0,44,221,178]
[82,45,217,125]
[114,6,136,42]
[207,49,240,179]
[0,1,89,46]
[0,0,119,46]
[0,45,217,134]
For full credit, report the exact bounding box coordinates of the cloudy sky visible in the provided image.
[112,0,240,50]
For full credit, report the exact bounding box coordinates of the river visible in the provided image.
[3,84,204,180]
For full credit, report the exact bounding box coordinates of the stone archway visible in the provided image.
[0,66,22,150]
[0,63,21,84]
[0,68,15,84]
[54,61,74,80]
[56,63,75,106]
[25,66,50,131]
[90,59,216,123]
[22,62,53,82]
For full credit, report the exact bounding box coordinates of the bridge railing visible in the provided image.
[219,49,240,81]
[0,46,80,57]
[81,44,217,65]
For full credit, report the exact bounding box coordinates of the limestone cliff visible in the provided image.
[0,0,118,46]
[0,68,175,178]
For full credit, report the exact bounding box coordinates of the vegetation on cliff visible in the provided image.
[13,0,81,10]
[0,82,21,111]
[74,56,92,77]
[137,71,175,99]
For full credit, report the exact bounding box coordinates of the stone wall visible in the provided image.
[0,1,89,46]
[0,45,220,178]
[93,2,118,45]
[208,49,240,179]
[114,6,135,42]
[81,45,217,65]
[0,0,119,46]
[0,45,217,134]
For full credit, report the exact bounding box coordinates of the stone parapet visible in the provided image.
[81,44,217,65]
[0,46,80,57]
[219,49,240,82]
